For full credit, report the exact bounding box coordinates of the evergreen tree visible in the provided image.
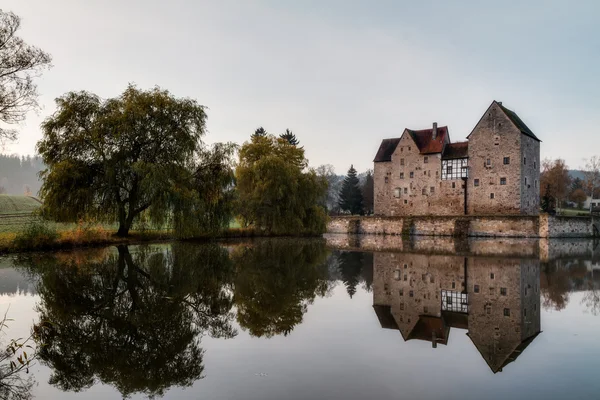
[541,184,554,213]
[338,165,363,215]
[252,126,267,139]
[279,129,299,146]
[337,251,364,298]
[361,170,374,215]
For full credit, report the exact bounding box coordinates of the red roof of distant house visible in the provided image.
[442,141,469,160]
[407,126,449,155]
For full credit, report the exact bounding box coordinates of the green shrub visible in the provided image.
[13,219,59,249]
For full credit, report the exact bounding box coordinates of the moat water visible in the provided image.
[1,237,600,400]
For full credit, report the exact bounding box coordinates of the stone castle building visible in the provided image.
[372,252,541,373]
[373,101,541,216]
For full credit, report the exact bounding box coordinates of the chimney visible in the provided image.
[498,101,502,106]
[432,122,438,140]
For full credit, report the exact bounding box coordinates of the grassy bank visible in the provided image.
[0,223,320,254]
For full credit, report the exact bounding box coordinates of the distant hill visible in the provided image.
[0,195,41,215]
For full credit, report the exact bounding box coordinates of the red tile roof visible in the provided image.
[442,141,469,160]
[407,126,449,154]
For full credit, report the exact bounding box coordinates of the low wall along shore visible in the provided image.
[327,215,600,238]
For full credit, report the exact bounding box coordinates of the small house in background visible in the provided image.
[373,101,541,216]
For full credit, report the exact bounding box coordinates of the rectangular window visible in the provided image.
[446,165,452,174]
[403,188,408,194]
[474,284,480,293]
[394,188,401,198]
[409,290,414,297]
[400,147,403,152]
[424,156,428,164]
[524,308,527,317]
[452,282,456,289]
[534,161,536,169]
[474,179,480,187]
[452,182,456,189]
[490,193,495,199]
[490,273,495,279]
[525,177,528,186]
[504,308,510,317]
[400,172,404,179]
[410,171,414,178]
[524,157,527,165]
[385,177,389,183]
[503,157,510,165]
[399,289,404,296]
[500,287,507,296]
[422,188,427,195]
[535,180,538,188]
[400,158,405,166]
[486,158,491,166]
[436,170,439,177]
[408,146,411,151]
[486,306,491,315]
[400,303,404,310]
[404,199,408,204]
[500,177,506,185]
[430,186,434,194]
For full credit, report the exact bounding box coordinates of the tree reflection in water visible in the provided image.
[232,239,330,338]
[18,243,236,398]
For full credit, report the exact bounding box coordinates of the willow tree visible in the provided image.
[37,85,234,236]
[235,134,328,235]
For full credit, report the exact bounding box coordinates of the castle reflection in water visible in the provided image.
[372,252,542,373]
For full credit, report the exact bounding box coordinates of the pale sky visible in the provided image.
[2,0,599,174]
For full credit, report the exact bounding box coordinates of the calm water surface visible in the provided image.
[1,237,600,400]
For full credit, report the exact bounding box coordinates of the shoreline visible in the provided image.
[0,228,325,255]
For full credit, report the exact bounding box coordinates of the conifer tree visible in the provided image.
[279,129,299,146]
[338,165,363,215]
[252,127,267,139]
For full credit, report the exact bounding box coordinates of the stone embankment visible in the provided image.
[327,215,600,238]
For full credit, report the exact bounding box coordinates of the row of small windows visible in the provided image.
[394,187,434,197]
[473,177,538,188]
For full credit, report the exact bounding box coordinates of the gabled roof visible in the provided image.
[497,102,540,142]
[373,305,399,330]
[407,126,449,154]
[373,126,449,162]
[373,138,401,162]
[467,100,541,142]
[442,141,469,160]
[467,331,541,374]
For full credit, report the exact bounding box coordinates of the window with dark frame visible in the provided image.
[474,284,480,293]
[504,308,510,317]
[400,172,404,179]
[500,177,507,185]
[452,182,456,188]
[441,158,468,180]
[430,186,434,194]
[500,287,507,295]
[490,193,495,199]
[424,156,428,164]
[474,179,480,187]
[410,171,414,178]
[524,157,527,165]
[490,273,495,279]
[503,157,510,165]
[400,158,405,166]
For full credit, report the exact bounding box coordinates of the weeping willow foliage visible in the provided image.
[37,85,236,237]
[235,135,328,235]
